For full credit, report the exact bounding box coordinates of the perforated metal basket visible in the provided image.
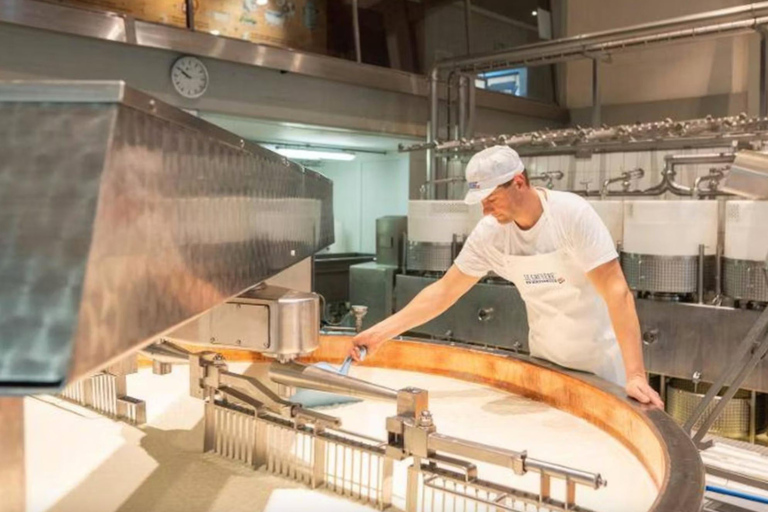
[666,379,767,440]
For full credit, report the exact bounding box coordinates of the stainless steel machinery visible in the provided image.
[0,80,334,510]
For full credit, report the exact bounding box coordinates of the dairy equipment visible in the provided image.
[724,201,768,303]
[406,200,482,272]
[0,82,707,512]
[587,199,624,247]
[622,200,719,296]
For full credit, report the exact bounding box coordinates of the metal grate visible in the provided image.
[407,242,455,272]
[723,258,768,303]
[58,372,146,425]
[621,252,715,294]
[206,401,393,510]
[413,464,594,512]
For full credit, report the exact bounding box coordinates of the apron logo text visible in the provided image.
[523,272,565,285]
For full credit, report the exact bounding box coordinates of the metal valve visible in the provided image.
[642,328,659,346]
[477,307,495,322]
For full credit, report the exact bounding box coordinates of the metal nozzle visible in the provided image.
[268,360,398,402]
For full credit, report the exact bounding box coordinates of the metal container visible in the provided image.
[723,201,768,302]
[375,216,407,267]
[666,379,767,440]
[406,241,455,272]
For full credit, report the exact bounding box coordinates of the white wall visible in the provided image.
[319,153,409,254]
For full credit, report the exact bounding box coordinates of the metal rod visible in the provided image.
[268,361,399,402]
[352,0,362,63]
[427,68,439,200]
[762,30,768,118]
[688,307,768,444]
[698,244,706,304]
[458,75,468,139]
[591,58,601,128]
[464,0,473,55]
[432,3,768,73]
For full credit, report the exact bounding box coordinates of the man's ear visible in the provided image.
[512,174,527,188]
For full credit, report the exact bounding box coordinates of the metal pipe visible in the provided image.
[352,0,362,63]
[591,58,601,128]
[426,68,440,200]
[139,340,192,364]
[268,361,399,402]
[698,244,706,304]
[431,3,768,73]
[446,71,455,141]
[463,0,472,54]
[403,114,768,156]
[525,457,606,489]
[458,75,468,139]
[762,30,768,118]
[466,75,476,139]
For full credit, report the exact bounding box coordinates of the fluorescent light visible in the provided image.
[274,148,356,161]
[257,0,268,4]
[531,10,538,16]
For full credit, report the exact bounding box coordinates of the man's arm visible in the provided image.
[587,258,664,408]
[348,265,481,361]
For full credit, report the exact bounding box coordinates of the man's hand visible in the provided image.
[348,327,387,362]
[626,374,664,408]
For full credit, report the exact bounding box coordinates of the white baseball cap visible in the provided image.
[463,145,525,205]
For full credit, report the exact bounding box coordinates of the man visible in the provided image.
[349,145,663,407]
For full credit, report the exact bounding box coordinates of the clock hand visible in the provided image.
[180,69,192,79]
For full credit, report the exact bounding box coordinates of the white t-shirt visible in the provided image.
[455,189,618,277]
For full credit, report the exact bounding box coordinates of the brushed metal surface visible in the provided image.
[637,299,768,392]
[395,274,529,351]
[723,257,768,302]
[622,252,716,294]
[406,242,455,272]
[0,81,332,393]
[349,262,398,330]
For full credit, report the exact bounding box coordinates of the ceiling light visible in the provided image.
[274,148,356,161]
[256,0,268,5]
[531,10,538,16]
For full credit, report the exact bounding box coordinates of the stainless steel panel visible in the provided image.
[0,81,332,393]
[406,242,454,273]
[395,275,529,351]
[637,300,768,392]
[375,216,407,267]
[349,262,397,330]
[723,258,768,302]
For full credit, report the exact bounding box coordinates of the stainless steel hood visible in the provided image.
[0,81,333,394]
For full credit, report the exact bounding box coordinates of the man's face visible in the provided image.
[480,175,526,224]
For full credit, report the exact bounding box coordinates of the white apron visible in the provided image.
[487,191,626,386]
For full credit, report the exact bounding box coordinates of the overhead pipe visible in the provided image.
[402,114,768,155]
[417,3,768,184]
[433,3,768,73]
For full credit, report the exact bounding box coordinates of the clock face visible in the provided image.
[170,56,209,99]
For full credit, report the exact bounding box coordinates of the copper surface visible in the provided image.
[152,335,704,511]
